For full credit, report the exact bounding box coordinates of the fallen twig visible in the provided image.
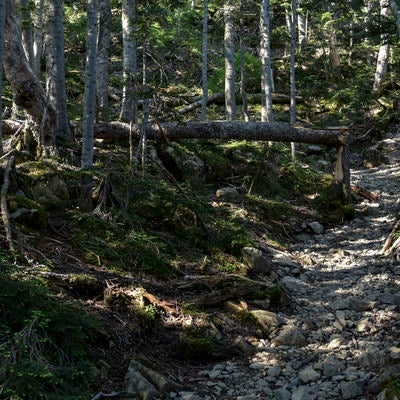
[90,391,126,400]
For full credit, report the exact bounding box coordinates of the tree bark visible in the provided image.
[96,0,112,121]
[224,1,236,121]
[0,0,5,155]
[260,0,274,122]
[71,120,350,146]
[4,0,57,157]
[45,0,71,138]
[18,0,34,67]
[201,0,209,121]
[81,0,98,170]
[120,0,138,122]
[33,0,44,77]
[373,0,391,93]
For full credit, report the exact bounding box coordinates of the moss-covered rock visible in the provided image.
[8,195,47,230]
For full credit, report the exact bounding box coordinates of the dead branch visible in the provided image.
[90,391,126,400]
[351,184,379,201]
[1,155,15,253]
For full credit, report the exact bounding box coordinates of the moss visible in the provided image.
[8,195,47,230]
[250,285,283,306]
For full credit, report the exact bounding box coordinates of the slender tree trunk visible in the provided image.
[297,2,308,48]
[0,0,5,155]
[81,0,98,211]
[290,0,297,161]
[96,0,111,121]
[33,0,44,77]
[45,0,70,138]
[373,0,391,93]
[120,0,138,122]
[390,0,400,37]
[82,0,98,170]
[239,0,249,121]
[224,1,236,121]
[260,0,274,123]
[201,0,209,121]
[18,0,34,67]
[4,0,57,157]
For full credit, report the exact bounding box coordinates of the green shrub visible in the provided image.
[0,272,103,399]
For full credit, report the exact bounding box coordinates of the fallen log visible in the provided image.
[70,120,350,146]
[3,119,352,202]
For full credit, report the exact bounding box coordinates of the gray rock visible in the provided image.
[307,221,324,235]
[275,388,292,400]
[340,380,364,399]
[241,247,272,275]
[299,366,320,383]
[349,297,376,311]
[271,326,308,347]
[216,186,240,201]
[124,368,159,399]
[177,392,203,400]
[292,386,312,400]
[250,310,283,334]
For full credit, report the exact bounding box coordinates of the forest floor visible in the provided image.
[7,128,400,399]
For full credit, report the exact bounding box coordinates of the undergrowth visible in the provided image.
[0,256,104,400]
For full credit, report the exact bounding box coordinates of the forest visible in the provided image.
[0,0,400,399]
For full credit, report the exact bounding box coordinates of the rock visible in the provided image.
[322,355,343,377]
[241,247,273,275]
[234,336,255,355]
[250,310,283,334]
[216,186,241,201]
[177,391,203,400]
[292,386,312,400]
[124,367,159,399]
[271,326,308,347]
[348,297,376,311]
[306,221,324,235]
[275,388,292,400]
[124,359,174,399]
[299,366,320,383]
[340,380,364,399]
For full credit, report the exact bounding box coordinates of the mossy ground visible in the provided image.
[0,138,356,398]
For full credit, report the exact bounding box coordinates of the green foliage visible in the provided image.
[383,374,400,400]
[0,272,102,399]
[178,327,222,360]
[70,213,175,278]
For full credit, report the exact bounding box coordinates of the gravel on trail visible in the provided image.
[168,139,400,400]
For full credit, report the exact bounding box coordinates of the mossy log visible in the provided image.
[172,274,282,307]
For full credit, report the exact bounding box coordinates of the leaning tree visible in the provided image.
[4,0,58,157]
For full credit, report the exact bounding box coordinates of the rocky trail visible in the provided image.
[164,138,400,400]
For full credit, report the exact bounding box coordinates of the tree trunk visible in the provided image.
[18,0,34,67]
[391,0,400,37]
[80,0,98,211]
[297,1,308,47]
[290,0,297,161]
[224,1,236,121]
[239,0,249,122]
[120,0,138,122]
[96,0,111,121]
[81,0,98,170]
[260,0,274,122]
[0,0,5,155]
[4,0,57,157]
[373,0,391,93]
[201,0,209,121]
[33,0,44,77]
[71,120,350,146]
[45,0,71,138]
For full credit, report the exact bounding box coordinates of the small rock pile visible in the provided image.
[165,139,400,400]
